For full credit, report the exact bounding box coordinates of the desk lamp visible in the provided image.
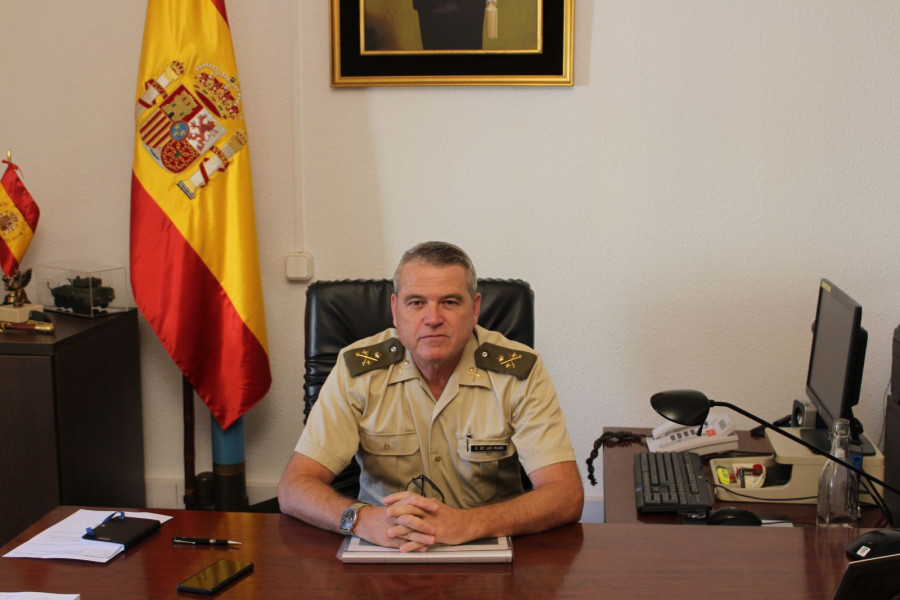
[651,389,900,558]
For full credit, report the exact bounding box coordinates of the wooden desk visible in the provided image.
[0,507,867,599]
[601,427,883,527]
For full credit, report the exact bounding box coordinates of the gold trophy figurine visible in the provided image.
[0,269,53,334]
[3,268,32,307]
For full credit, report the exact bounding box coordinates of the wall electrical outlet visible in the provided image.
[285,252,313,282]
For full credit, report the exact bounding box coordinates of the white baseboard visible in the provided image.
[145,478,278,510]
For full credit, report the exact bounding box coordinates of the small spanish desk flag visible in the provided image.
[130,0,271,430]
[0,157,40,276]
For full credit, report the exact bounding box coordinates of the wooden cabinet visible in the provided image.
[0,309,144,545]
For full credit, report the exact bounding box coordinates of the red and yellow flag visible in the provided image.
[131,0,271,429]
[0,159,40,276]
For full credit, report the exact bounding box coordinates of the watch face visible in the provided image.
[339,507,356,533]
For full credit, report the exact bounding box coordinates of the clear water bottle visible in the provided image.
[816,418,860,527]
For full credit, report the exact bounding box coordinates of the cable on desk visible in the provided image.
[586,430,646,486]
[859,475,894,528]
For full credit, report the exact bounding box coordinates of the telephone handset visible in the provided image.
[646,410,738,456]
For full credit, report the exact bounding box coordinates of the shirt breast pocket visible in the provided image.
[456,435,519,503]
[359,430,420,488]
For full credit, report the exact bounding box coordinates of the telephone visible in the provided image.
[646,410,738,456]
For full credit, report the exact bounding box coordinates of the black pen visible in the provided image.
[172,536,241,546]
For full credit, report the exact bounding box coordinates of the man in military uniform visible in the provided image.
[278,242,582,552]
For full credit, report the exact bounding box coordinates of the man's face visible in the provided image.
[391,262,481,373]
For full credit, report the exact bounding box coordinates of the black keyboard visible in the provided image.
[634,451,713,514]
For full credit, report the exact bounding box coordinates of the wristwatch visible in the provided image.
[339,502,370,535]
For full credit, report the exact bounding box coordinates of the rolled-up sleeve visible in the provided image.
[508,356,576,474]
[294,355,365,476]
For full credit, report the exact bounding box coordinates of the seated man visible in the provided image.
[278,241,583,551]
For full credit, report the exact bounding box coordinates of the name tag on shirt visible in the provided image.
[470,444,509,452]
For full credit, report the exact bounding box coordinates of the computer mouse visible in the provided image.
[706,507,763,526]
[846,529,900,560]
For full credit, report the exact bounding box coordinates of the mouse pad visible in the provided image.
[833,553,900,600]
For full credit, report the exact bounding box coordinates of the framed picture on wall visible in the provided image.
[330,0,574,87]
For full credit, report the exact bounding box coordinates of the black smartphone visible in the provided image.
[176,559,254,595]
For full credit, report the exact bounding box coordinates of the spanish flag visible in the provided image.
[0,159,40,276]
[131,0,271,430]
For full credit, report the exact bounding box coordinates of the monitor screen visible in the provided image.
[801,279,867,451]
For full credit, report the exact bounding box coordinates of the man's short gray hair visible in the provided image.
[393,241,477,298]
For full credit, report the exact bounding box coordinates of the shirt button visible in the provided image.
[383,443,391,449]
[434,456,442,462]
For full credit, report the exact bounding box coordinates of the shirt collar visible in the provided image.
[456,327,492,389]
[388,327,492,390]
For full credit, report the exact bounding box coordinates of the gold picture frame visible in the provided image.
[330,0,574,87]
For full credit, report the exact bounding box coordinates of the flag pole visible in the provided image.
[211,415,248,510]
[182,375,198,510]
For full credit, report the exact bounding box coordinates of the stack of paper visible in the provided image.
[339,535,513,563]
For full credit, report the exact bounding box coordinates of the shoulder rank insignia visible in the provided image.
[474,342,537,380]
[344,337,405,377]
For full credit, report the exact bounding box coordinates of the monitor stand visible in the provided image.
[800,426,877,456]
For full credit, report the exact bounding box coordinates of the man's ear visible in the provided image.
[472,292,482,325]
[390,293,398,328]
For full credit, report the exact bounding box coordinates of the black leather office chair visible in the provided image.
[303,278,535,498]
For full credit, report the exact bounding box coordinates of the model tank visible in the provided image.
[49,276,115,315]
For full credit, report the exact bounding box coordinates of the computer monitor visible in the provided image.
[801,279,869,454]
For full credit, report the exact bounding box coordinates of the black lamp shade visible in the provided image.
[650,390,712,426]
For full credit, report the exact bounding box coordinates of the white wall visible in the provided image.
[2,1,898,511]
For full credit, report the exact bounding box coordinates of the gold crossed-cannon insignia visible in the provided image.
[498,352,522,369]
[355,350,381,367]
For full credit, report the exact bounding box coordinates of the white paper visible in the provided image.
[3,509,172,563]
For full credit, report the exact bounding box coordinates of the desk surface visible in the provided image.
[601,428,884,527]
[0,506,867,599]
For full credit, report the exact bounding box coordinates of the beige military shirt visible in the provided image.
[295,325,576,509]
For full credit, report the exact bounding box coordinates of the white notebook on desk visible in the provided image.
[338,535,513,563]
